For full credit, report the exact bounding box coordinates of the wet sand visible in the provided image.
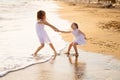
[57,1,120,59]
[1,46,120,80]
[0,1,120,80]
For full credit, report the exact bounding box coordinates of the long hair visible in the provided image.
[37,10,46,20]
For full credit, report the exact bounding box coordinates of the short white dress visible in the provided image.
[36,21,51,44]
[72,29,86,45]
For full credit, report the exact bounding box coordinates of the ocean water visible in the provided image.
[0,0,70,77]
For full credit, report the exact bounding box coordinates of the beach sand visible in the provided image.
[57,1,120,59]
[1,47,120,80]
[1,1,120,80]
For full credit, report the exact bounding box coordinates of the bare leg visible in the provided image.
[49,43,57,60]
[33,44,44,57]
[66,42,73,56]
[73,42,79,57]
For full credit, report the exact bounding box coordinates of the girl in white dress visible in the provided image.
[33,10,59,59]
[60,22,87,57]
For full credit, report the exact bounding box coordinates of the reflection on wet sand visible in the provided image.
[1,51,120,80]
[33,54,86,80]
[68,55,86,80]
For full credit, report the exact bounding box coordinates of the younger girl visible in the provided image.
[33,10,59,60]
[60,22,87,57]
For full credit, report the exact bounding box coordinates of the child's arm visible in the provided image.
[59,30,71,33]
[42,20,59,32]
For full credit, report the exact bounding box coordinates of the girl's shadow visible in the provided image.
[68,56,86,80]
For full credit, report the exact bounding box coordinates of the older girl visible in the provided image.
[33,10,59,60]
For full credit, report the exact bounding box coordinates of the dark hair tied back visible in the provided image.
[37,10,46,20]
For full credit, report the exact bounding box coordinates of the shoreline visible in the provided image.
[56,1,120,59]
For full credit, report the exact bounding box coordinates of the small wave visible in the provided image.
[0,54,52,77]
[0,17,12,21]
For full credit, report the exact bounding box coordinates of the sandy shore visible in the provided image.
[0,55,81,80]
[57,1,120,59]
[1,47,120,80]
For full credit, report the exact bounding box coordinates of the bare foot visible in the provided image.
[65,52,70,57]
[75,53,79,57]
[32,53,38,57]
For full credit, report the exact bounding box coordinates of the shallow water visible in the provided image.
[0,0,120,80]
[0,0,69,77]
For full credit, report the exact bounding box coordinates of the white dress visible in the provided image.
[36,22,51,44]
[72,29,86,45]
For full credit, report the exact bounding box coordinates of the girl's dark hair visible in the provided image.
[37,10,46,20]
[73,22,78,29]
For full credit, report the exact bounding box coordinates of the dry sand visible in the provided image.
[57,1,120,59]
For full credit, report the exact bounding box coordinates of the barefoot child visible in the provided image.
[60,22,87,57]
[33,10,59,60]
